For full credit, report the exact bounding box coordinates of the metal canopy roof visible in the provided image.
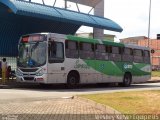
[1,0,123,32]
[0,0,123,56]
[66,0,102,7]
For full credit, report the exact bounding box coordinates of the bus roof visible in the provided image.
[125,44,150,51]
[66,35,150,50]
[21,33,150,51]
[67,35,124,47]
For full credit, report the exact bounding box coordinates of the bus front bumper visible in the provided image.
[16,75,46,83]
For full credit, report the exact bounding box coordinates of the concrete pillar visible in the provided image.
[93,0,104,39]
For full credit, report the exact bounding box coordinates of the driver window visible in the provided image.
[48,41,64,63]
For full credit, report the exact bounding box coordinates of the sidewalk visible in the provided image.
[0,79,17,89]
[147,77,160,83]
[0,97,120,120]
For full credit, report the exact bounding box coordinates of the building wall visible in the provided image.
[76,33,115,41]
[138,39,160,69]
[121,39,139,45]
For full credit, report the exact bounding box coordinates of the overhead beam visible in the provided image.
[66,0,102,7]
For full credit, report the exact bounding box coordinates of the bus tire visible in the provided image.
[120,73,132,87]
[67,72,79,89]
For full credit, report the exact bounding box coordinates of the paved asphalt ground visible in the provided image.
[0,82,160,120]
[0,82,160,100]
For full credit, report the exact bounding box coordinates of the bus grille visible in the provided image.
[24,77,35,81]
[20,68,38,72]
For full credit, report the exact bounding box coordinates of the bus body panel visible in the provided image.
[47,63,66,83]
[16,32,151,85]
[46,35,66,84]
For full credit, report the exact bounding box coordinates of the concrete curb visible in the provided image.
[147,80,160,83]
[75,96,121,114]
[0,84,12,89]
[0,82,26,89]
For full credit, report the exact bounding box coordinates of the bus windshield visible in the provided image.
[17,42,47,67]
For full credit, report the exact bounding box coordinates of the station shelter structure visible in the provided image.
[0,0,123,70]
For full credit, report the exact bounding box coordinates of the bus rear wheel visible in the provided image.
[67,72,79,89]
[120,73,132,87]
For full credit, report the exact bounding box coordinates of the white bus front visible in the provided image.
[16,34,47,83]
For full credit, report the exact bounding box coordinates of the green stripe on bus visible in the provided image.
[67,35,99,44]
[102,41,124,47]
[67,35,125,47]
[84,60,150,76]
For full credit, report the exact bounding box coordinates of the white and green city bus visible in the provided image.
[16,33,151,87]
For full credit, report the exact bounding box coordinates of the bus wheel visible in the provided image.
[120,73,132,87]
[67,72,79,89]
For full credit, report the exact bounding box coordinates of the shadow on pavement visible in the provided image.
[4,82,160,93]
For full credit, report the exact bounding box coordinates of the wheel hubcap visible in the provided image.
[125,76,130,85]
[70,77,76,85]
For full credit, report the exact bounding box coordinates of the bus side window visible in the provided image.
[79,42,94,59]
[95,44,108,60]
[65,40,78,58]
[144,50,150,63]
[122,47,133,62]
[133,49,143,63]
[108,46,112,53]
[48,41,64,63]
[109,46,121,61]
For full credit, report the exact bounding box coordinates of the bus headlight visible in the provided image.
[36,69,44,76]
